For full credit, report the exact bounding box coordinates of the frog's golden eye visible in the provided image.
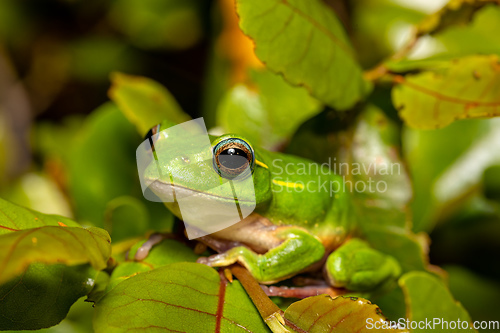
[213,138,254,179]
[144,124,161,151]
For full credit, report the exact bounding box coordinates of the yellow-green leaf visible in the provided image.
[235,0,371,110]
[93,262,270,332]
[392,55,500,129]
[109,72,191,135]
[284,295,407,332]
[0,197,79,235]
[0,226,111,285]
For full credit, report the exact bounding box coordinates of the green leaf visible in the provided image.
[216,69,322,149]
[399,272,475,332]
[402,118,499,232]
[109,72,190,136]
[235,0,371,110]
[287,105,428,273]
[0,197,79,235]
[93,263,269,332]
[392,55,500,129]
[106,238,199,292]
[66,103,174,237]
[284,295,407,332]
[0,263,96,330]
[109,0,204,50]
[0,198,111,330]
[0,225,110,285]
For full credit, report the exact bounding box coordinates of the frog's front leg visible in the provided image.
[325,238,401,291]
[198,224,325,284]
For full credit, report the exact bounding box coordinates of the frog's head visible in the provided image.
[142,122,272,219]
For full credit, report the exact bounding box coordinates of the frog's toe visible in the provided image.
[196,253,235,267]
[325,238,401,291]
[134,233,165,261]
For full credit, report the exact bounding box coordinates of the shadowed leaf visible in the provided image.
[235,0,371,110]
[0,263,97,330]
[93,262,270,332]
[392,55,500,129]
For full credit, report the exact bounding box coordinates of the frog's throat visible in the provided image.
[144,178,255,205]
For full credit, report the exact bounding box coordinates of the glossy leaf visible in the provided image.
[0,197,79,235]
[235,0,371,110]
[93,263,270,332]
[0,225,111,285]
[392,55,500,129]
[216,69,322,149]
[284,295,407,332]
[399,272,475,332]
[109,72,190,136]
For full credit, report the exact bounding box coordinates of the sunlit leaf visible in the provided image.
[235,0,371,110]
[0,197,79,236]
[93,263,269,332]
[399,271,475,332]
[392,55,500,129]
[284,295,407,332]
[0,225,110,285]
[109,72,190,136]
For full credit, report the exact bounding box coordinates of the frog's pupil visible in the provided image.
[219,148,248,169]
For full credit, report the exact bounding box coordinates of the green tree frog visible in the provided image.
[140,121,401,292]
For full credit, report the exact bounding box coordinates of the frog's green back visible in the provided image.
[254,149,354,249]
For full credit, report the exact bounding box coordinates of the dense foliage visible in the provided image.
[1,0,500,332]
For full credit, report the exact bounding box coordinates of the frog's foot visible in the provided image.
[134,233,166,261]
[261,285,346,299]
[325,238,401,291]
[197,226,325,284]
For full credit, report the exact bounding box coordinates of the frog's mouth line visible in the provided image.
[144,179,255,204]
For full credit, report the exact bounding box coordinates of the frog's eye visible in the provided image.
[213,138,254,179]
[144,124,161,151]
